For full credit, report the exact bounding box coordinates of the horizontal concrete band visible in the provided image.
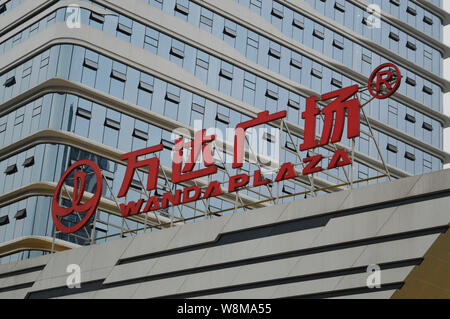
[1,2,449,130]
[0,168,449,298]
[0,236,79,259]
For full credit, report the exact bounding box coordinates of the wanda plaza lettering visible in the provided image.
[52,63,401,234]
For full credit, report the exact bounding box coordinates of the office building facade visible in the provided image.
[0,0,449,279]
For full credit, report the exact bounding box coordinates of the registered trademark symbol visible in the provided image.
[368,63,402,99]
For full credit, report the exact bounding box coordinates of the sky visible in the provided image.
[442,3,450,168]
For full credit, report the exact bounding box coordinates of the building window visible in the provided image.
[405,77,416,86]
[423,85,433,95]
[250,0,262,11]
[14,114,24,126]
[290,58,302,69]
[386,144,398,153]
[332,39,344,50]
[331,78,342,88]
[424,49,433,70]
[406,6,417,16]
[90,12,105,24]
[192,103,205,114]
[292,18,304,29]
[362,53,372,64]
[170,47,185,59]
[165,92,181,104]
[4,164,18,175]
[104,118,121,130]
[14,209,27,220]
[76,107,92,120]
[216,113,230,124]
[219,69,233,80]
[405,114,416,123]
[0,216,9,226]
[200,15,213,28]
[4,76,16,87]
[311,68,323,79]
[175,3,189,15]
[422,122,433,131]
[287,99,300,110]
[389,32,400,42]
[22,66,32,78]
[271,8,284,19]
[196,57,209,70]
[138,81,154,93]
[388,104,398,116]
[423,16,433,25]
[423,158,432,170]
[111,70,127,82]
[247,35,259,49]
[334,2,345,12]
[133,128,149,141]
[312,29,324,40]
[223,26,237,38]
[144,32,159,50]
[265,89,279,100]
[406,41,417,51]
[268,48,281,59]
[362,17,372,27]
[161,139,175,150]
[23,157,35,168]
[405,152,416,161]
[285,141,296,152]
[282,185,295,194]
[83,58,98,71]
[117,23,132,36]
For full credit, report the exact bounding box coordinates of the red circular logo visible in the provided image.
[52,160,103,234]
[368,63,402,99]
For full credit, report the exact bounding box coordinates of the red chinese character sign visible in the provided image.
[52,64,402,234]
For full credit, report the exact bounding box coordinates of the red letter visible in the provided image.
[162,190,182,209]
[328,149,352,169]
[229,173,250,193]
[253,169,271,187]
[275,163,297,182]
[203,181,223,199]
[377,70,393,94]
[302,155,323,175]
[120,199,144,217]
[183,186,202,204]
[143,196,161,212]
